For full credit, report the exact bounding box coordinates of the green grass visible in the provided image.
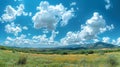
[0,50,120,67]
[1,45,120,55]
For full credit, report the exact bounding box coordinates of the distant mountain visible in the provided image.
[56,44,86,50]
[56,42,119,49]
[0,42,119,49]
[87,42,119,49]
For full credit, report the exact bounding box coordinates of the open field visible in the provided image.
[0,50,120,67]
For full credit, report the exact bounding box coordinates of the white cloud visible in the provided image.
[5,34,31,46]
[0,18,4,23]
[61,12,114,45]
[4,33,60,47]
[112,37,120,46]
[43,29,49,33]
[93,39,99,43]
[70,2,76,6]
[32,1,74,31]
[105,0,111,10]
[16,4,24,16]
[32,31,59,45]
[29,12,32,16]
[61,8,74,26]
[14,0,22,2]
[5,23,29,36]
[107,24,114,30]
[1,4,27,22]
[60,31,81,45]
[6,36,13,41]
[102,37,110,43]
[116,38,120,45]
[112,39,116,44]
[1,5,17,22]
[49,31,59,42]
[23,26,28,30]
[100,24,114,33]
[4,41,10,45]
[79,12,106,40]
[92,37,120,46]
[23,12,28,16]
[5,22,22,36]
[28,33,31,36]
[32,34,49,45]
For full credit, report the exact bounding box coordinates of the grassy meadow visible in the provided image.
[0,49,120,67]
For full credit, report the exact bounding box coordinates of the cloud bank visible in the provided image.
[4,33,60,48]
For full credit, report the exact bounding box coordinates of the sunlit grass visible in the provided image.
[0,50,120,67]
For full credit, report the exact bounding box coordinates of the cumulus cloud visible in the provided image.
[5,22,22,36]
[4,34,34,47]
[5,23,29,36]
[23,26,28,30]
[49,31,59,42]
[92,37,120,46]
[60,31,82,45]
[70,2,76,6]
[1,5,17,22]
[100,24,114,33]
[4,34,60,47]
[5,34,30,46]
[105,0,111,10]
[32,31,59,45]
[29,12,32,16]
[1,4,28,22]
[14,0,22,2]
[32,34,49,45]
[111,37,120,46]
[32,1,74,31]
[61,8,74,26]
[79,12,107,40]
[102,37,110,43]
[16,4,24,16]
[93,39,99,43]
[61,12,114,45]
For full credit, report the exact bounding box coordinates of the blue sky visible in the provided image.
[0,0,120,47]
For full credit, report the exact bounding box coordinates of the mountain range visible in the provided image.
[56,42,119,49]
[0,42,119,49]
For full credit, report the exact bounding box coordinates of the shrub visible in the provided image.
[12,49,16,53]
[80,58,87,67]
[85,53,88,55]
[80,50,86,54]
[0,62,5,67]
[106,55,118,67]
[61,52,68,55]
[87,50,94,54]
[99,51,105,55]
[17,55,27,65]
[0,46,7,50]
